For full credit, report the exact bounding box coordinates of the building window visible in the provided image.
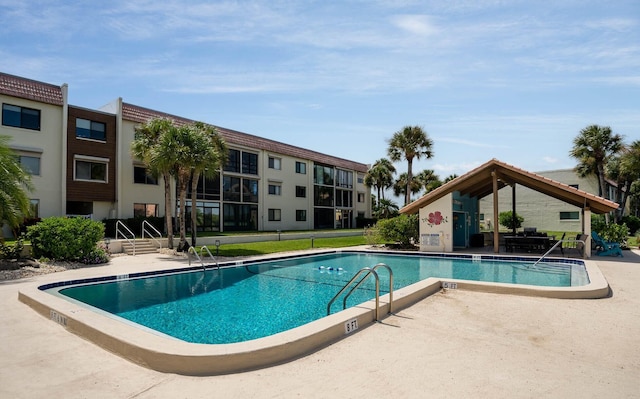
[336,169,353,188]
[242,152,258,174]
[2,103,40,130]
[357,174,364,184]
[224,149,240,173]
[223,203,258,231]
[268,208,281,221]
[19,155,41,175]
[268,156,281,170]
[559,211,580,220]
[296,186,306,198]
[134,203,158,217]
[314,186,334,207]
[243,179,259,203]
[74,157,108,183]
[223,176,241,201]
[336,189,353,207]
[296,161,306,174]
[134,166,157,185]
[357,192,365,203]
[268,184,281,195]
[314,164,334,185]
[296,210,306,221]
[76,118,106,140]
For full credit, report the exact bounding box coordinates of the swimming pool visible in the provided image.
[50,252,587,344]
[19,250,609,375]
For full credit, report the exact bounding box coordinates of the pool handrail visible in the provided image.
[199,246,218,270]
[533,238,587,266]
[327,267,380,321]
[115,220,136,256]
[141,220,163,250]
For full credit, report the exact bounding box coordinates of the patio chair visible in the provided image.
[591,231,623,257]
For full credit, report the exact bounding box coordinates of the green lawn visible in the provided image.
[201,235,369,257]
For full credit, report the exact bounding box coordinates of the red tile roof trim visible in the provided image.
[0,72,63,106]
[123,103,369,173]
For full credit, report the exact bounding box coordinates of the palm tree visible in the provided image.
[364,158,396,201]
[393,172,423,201]
[414,169,442,194]
[131,118,178,249]
[0,135,33,241]
[387,125,434,205]
[570,125,623,199]
[187,122,227,247]
[374,198,399,219]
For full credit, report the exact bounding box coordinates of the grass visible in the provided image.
[201,235,369,257]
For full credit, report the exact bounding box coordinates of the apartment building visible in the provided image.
[1,72,371,236]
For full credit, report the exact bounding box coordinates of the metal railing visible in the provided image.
[115,220,136,256]
[533,238,587,266]
[327,263,394,321]
[141,220,163,250]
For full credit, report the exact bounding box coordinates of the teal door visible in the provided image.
[453,211,467,248]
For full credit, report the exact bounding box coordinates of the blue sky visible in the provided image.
[1,1,639,183]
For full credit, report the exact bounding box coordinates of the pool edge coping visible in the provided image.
[17,250,609,376]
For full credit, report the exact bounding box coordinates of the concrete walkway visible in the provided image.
[1,249,639,398]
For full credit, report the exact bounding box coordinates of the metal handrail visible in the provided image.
[343,263,394,314]
[141,220,163,249]
[188,246,203,269]
[199,246,218,270]
[533,239,587,266]
[327,267,380,321]
[115,220,136,256]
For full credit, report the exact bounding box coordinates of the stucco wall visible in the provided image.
[419,193,453,252]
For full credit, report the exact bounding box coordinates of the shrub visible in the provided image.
[621,215,640,236]
[498,211,523,231]
[363,226,384,246]
[596,223,630,249]
[27,217,107,263]
[376,214,419,247]
[0,238,24,260]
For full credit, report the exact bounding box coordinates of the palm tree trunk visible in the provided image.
[163,173,174,249]
[405,158,413,205]
[190,171,200,247]
[597,164,610,223]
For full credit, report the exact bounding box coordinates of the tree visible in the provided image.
[498,211,523,231]
[131,118,178,249]
[0,135,33,241]
[392,172,423,200]
[187,122,227,247]
[614,140,640,221]
[414,169,442,194]
[387,125,434,206]
[373,198,399,219]
[364,158,396,201]
[569,124,623,201]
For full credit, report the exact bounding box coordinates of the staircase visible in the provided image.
[120,239,159,256]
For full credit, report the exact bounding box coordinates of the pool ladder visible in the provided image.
[327,263,393,322]
[187,246,219,271]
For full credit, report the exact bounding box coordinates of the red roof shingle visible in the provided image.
[0,72,64,106]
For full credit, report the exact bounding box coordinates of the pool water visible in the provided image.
[55,252,587,344]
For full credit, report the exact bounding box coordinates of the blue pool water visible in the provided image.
[53,252,587,344]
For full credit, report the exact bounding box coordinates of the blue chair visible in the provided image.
[591,231,623,257]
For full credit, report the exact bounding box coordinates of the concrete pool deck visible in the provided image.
[2,248,639,398]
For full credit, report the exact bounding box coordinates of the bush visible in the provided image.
[498,211,523,231]
[27,217,107,263]
[596,223,630,249]
[621,215,640,236]
[0,239,25,260]
[375,214,419,247]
